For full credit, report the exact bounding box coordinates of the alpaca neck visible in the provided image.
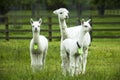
[59,19,67,29]
[77,27,86,45]
[58,18,68,40]
[33,32,40,43]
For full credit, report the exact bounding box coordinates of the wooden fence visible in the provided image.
[0,15,120,41]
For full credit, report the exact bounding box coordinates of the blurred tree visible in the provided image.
[44,0,68,10]
[1,0,119,16]
[0,0,12,22]
[0,0,11,15]
[71,0,90,15]
[0,0,37,22]
[92,0,106,16]
[69,0,90,24]
[106,0,120,8]
[92,0,120,16]
[0,0,36,15]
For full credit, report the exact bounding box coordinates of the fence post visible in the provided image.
[5,16,9,41]
[77,16,80,25]
[48,16,52,41]
[89,16,93,41]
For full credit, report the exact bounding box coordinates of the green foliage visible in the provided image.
[1,0,120,16]
[0,0,37,15]
[92,0,120,8]
[91,0,120,15]
[44,0,69,10]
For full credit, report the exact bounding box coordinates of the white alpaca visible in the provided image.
[61,19,92,76]
[53,8,91,75]
[53,8,69,42]
[30,18,48,72]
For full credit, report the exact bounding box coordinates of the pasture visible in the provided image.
[0,9,120,80]
[0,39,120,80]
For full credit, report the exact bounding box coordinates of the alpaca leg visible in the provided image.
[61,50,69,76]
[79,55,83,73]
[30,53,38,72]
[82,48,88,74]
[30,52,34,66]
[75,55,81,76]
[31,53,43,71]
[42,50,47,69]
[37,53,44,70]
[69,55,75,76]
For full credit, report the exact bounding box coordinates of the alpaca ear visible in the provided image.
[39,18,42,24]
[53,9,58,14]
[30,18,34,24]
[64,8,69,13]
[87,19,91,23]
[67,10,69,13]
[81,19,85,25]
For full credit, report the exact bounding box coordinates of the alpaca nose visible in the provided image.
[66,15,69,19]
[35,27,37,31]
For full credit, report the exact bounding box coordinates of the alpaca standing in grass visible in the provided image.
[61,19,92,76]
[30,18,48,72]
[53,8,91,75]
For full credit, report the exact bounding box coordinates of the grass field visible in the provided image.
[0,9,120,80]
[0,39,120,80]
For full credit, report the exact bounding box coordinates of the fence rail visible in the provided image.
[0,15,120,41]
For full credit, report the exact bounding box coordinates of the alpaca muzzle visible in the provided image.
[34,28,38,32]
[65,15,69,19]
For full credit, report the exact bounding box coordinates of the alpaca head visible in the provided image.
[53,8,69,20]
[30,18,42,33]
[81,19,92,32]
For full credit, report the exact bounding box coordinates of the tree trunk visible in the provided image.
[97,4,105,16]
[0,7,8,22]
[76,3,82,24]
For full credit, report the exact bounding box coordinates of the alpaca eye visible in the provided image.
[32,26,34,27]
[60,12,63,14]
[84,26,88,27]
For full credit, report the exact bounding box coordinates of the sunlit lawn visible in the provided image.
[0,39,120,80]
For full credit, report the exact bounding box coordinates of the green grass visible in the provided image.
[0,39,120,80]
[0,10,120,79]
